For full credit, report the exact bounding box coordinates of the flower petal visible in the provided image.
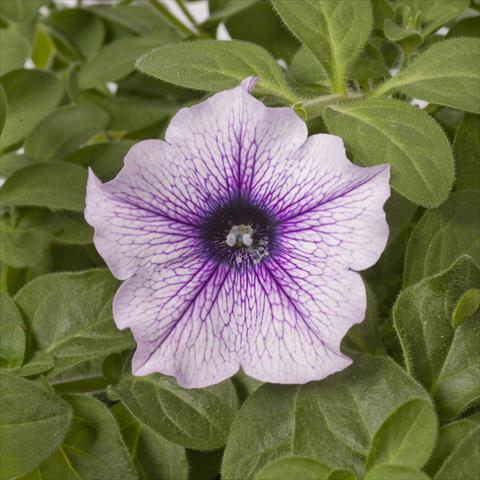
[269,134,391,271]
[240,260,361,384]
[112,256,242,388]
[165,77,308,201]
[85,141,206,280]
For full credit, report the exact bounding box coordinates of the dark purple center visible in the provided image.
[200,198,276,266]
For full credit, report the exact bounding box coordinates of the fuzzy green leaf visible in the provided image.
[135,40,298,103]
[222,355,430,480]
[375,38,480,113]
[404,190,480,285]
[324,99,454,207]
[0,30,31,76]
[0,293,25,370]
[272,0,372,93]
[364,465,431,480]
[255,456,332,480]
[112,374,239,450]
[0,0,44,23]
[0,373,72,480]
[0,69,63,151]
[453,114,480,191]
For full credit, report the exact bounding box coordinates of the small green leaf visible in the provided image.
[0,208,59,268]
[222,355,430,480]
[112,403,189,480]
[255,456,332,480]
[112,374,239,450]
[79,32,180,89]
[375,38,480,114]
[0,162,88,211]
[364,464,431,480]
[366,399,437,469]
[272,0,372,94]
[403,191,480,285]
[425,419,478,478]
[453,114,480,191]
[0,292,25,369]
[324,99,454,207]
[0,69,63,151]
[24,395,137,480]
[448,16,480,39]
[0,30,31,76]
[31,29,55,69]
[53,212,93,245]
[0,0,44,23]
[14,270,134,377]
[24,104,109,162]
[401,0,469,35]
[393,256,480,418]
[452,289,480,327]
[0,373,72,480]
[136,40,298,104]
[67,140,135,181]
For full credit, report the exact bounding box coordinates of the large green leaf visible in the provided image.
[374,38,480,113]
[254,456,333,480]
[366,399,437,469]
[0,0,44,23]
[394,256,480,418]
[222,355,430,480]
[272,0,372,94]
[0,292,25,370]
[0,69,63,151]
[0,153,36,180]
[24,104,109,162]
[14,270,134,377]
[135,40,298,104]
[0,208,59,268]
[453,114,480,191]
[404,190,480,285]
[324,98,454,207]
[112,403,188,480]
[23,395,137,480]
[425,419,479,479]
[0,30,31,76]
[364,465,430,480]
[112,374,239,450]
[0,373,72,480]
[0,162,88,212]
[79,32,180,89]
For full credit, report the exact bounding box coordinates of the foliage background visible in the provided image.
[0,0,479,479]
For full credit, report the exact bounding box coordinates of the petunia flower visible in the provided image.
[85,77,390,388]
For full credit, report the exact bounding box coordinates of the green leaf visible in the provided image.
[425,419,478,477]
[14,270,134,377]
[448,16,480,39]
[0,292,25,369]
[0,0,44,23]
[136,40,298,104]
[31,28,55,69]
[384,191,417,245]
[453,114,480,191]
[393,256,480,418]
[0,30,31,76]
[364,464,431,480]
[403,190,480,285]
[324,99,454,207]
[18,351,55,377]
[24,104,109,162]
[67,140,135,181]
[374,38,480,114]
[222,355,430,480]
[0,162,88,211]
[112,403,188,480]
[24,395,137,480]
[79,32,180,89]
[0,69,63,151]
[452,289,480,327]
[0,373,72,480]
[43,8,105,62]
[401,0,469,35]
[0,84,5,135]
[272,0,372,94]
[366,399,437,469]
[255,456,332,480]
[53,212,93,245]
[0,208,59,268]
[0,153,36,179]
[112,374,239,450]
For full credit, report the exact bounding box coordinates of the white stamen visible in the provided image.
[225,224,255,247]
[242,234,253,247]
[226,233,237,247]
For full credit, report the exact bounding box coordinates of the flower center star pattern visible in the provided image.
[85,77,390,388]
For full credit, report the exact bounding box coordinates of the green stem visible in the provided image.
[148,0,198,37]
[331,70,347,96]
[299,92,362,120]
[174,0,197,27]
